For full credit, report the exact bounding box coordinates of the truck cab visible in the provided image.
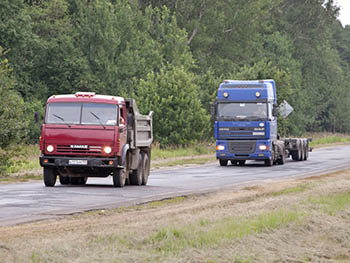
[39,92,153,187]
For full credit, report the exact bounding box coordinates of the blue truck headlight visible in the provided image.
[216,145,225,151]
[259,145,268,151]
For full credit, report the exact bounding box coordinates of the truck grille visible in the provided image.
[57,145,102,154]
[219,127,265,137]
[227,141,256,154]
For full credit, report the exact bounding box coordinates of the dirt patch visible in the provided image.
[1,171,350,262]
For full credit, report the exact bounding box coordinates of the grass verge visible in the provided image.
[148,209,303,253]
[2,171,350,262]
[308,132,350,148]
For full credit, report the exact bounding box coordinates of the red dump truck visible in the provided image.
[39,92,153,187]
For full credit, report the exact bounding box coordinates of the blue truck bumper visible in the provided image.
[216,140,272,161]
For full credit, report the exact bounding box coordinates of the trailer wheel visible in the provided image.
[43,167,57,187]
[292,148,302,161]
[142,152,150,185]
[113,168,126,187]
[300,143,305,161]
[59,176,70,185]
[304,143,309,160]
[277,153,286,165]
[130,153,143,185]
[219,160,228,166]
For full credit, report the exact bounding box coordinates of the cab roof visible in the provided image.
[47,92,125,104]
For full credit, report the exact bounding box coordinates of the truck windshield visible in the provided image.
[217,102,268,121]
[46,103,118,126]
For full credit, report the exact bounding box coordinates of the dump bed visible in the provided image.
[125,99,154,149]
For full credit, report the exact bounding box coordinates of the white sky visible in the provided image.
[336,0,350,26]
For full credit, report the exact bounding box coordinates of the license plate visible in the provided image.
[69,160,88,165]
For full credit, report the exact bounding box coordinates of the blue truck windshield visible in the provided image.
[46,102,118,126]
[217,102,268,121]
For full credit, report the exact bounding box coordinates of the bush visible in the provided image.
[136,65,210,146]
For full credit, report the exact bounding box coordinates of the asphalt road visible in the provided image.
[1,145,350,226]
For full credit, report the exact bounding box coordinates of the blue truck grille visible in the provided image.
[227,141,256,154]
[219,127,265,137]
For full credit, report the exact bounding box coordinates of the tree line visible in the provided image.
[1,0,350,153]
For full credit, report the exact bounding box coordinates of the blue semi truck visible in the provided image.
[211,79,311,166]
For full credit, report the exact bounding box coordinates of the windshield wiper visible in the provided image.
[90,111,106,129]
[52,114,71,127]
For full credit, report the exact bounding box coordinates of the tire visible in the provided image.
[43,168,57,187]
[113,168,126,187]
[277,152,286,165]
[264,158,273,166]
[70,177,87,185]
[300,143,305,161]
[291,149,301,161]
[59,176,70,185]
[219,159,228,166]
[130,153,143,185]
[238,160,246,166]
[304,143,309,160]
[142,152,150,186]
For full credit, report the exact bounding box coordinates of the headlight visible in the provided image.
[216,145,225,151]
[46,145,54,153]
[104,146,112,154]
[259,145,268,151]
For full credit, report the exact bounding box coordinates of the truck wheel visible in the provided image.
[130,153,143,185]
[264,159,273,166]
[291,149,301,161]
[300,143,305,161]
[113,168,126,187]
[277,153,286,165]
[43,167,57,187]
[59,176,70,185]
[142,153,150,185]
[304,143,309,160]
[219,160,228,166]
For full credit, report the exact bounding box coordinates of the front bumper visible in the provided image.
[39,155,120,168]
[216,139,272,161]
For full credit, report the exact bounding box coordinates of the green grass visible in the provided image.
[5,144,41,174]
[151,142,215,160]
[272,183,312,197]
[308,192,350,216]
[308,133,350,148]
[147,209,303,253]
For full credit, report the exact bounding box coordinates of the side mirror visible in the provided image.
[278,100,294,119]
[210,103,217,121]
[272,105,278,117]
[34,112,39,123]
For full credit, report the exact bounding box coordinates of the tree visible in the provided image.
[136,65,210,146]
[0,47,27,174]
